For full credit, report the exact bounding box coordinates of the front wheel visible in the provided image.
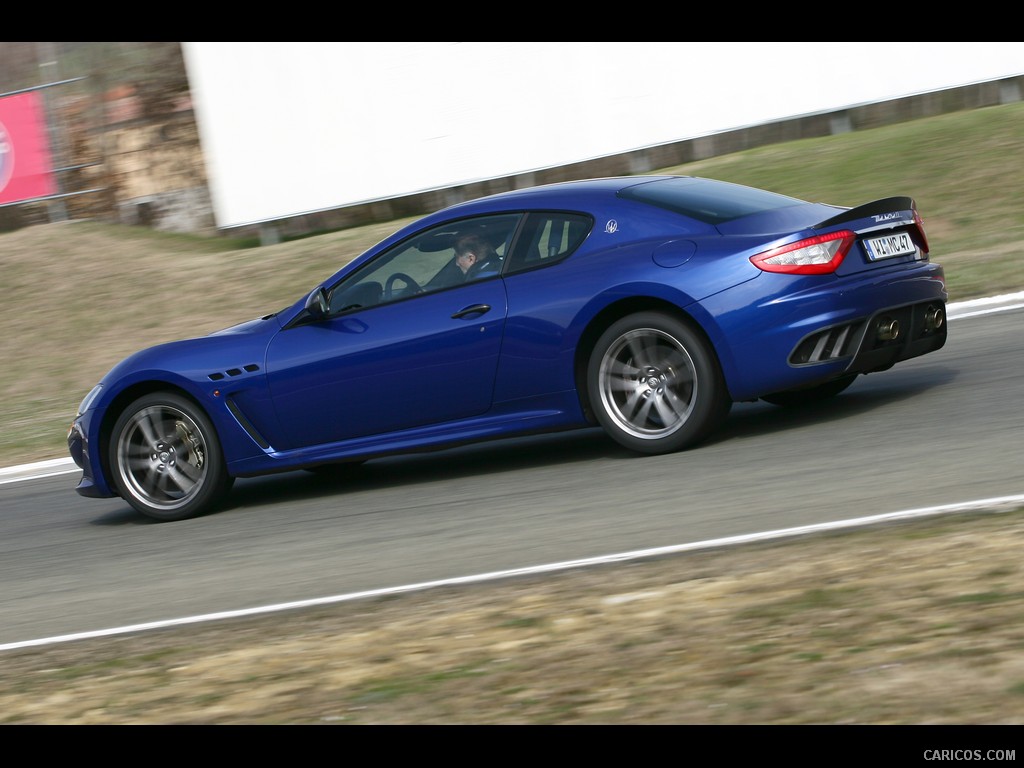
[587,312,731,454]
[109,392,232,522]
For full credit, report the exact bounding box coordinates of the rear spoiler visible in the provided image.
[813,196,916,230]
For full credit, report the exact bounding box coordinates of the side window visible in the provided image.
[506,212,592,274]
[327,214,521,314]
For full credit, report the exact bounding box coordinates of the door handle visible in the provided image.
[451,303,491,319]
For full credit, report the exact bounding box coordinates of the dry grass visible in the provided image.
[1,508,1022,724]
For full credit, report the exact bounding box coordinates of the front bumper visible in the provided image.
[68,413,116,499]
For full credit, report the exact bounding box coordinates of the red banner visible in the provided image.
[0,91,57,205]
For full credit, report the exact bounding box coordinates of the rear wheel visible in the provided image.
[587,312,731,454]
[109,392,232,522]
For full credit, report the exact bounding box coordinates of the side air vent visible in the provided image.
[208,363,261,381]
[225,398,271,449]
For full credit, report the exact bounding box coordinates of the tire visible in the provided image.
[587,312,731,454]
[109,392,232,522]
[760,374,857,407]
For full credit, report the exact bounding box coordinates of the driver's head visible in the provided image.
[454,235,488,273]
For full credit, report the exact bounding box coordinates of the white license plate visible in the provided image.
[863,232,917,261]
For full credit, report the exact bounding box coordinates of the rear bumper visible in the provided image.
[708,260,947,400]
[790,298,947,374]
[850,299,946,372]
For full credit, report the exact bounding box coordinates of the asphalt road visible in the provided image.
[1,303,1022,647]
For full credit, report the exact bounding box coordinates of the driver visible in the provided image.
[453,234,498,278]
[427,233,500,289]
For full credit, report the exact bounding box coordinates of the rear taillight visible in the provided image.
[750,230,856,275]
[913,207,930,254]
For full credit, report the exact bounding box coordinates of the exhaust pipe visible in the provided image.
[876,317,900,342]
[924,305,944,331]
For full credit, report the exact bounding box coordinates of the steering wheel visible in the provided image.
[384,272,423,300]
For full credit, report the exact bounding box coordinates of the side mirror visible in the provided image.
[304,286,329,321]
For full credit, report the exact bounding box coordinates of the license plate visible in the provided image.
[863,232,918,261]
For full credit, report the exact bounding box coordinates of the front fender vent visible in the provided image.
[208,363,260,381]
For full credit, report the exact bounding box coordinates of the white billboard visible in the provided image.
[182,42,1024,229]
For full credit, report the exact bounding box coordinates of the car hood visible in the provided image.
[208,312,282,336]
[99,314,281,388]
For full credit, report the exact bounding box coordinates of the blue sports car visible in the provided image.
[68,175,947,521]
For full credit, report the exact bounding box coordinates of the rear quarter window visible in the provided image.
[506,212,592,274]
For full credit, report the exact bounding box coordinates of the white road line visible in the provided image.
[0,458,79,484]
[1,493,1022,652]
[948,303,1024,319]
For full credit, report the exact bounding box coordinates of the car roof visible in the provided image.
[428,175,810,228]
[456,175,678,209]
